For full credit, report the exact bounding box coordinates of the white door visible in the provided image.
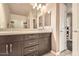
[72,3,79,56]
[77,4,79,56]
[59,4,67,52]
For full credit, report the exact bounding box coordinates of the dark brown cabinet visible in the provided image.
[0,36,9,56]
[0,33,51,56]
[0,35,23,56]
[23,34,39,56]
[0,43,8,56]
[38,37,51,55]
[9,41,23,56]
[8,35,23,56]
[23,45,39,56]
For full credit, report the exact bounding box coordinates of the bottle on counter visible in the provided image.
[9,21,15,28]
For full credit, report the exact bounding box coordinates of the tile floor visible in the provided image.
[60,50,72,56]
[43,50,72,56]
[43,52,54,56]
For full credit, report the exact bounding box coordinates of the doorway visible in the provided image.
[59,3,72,56]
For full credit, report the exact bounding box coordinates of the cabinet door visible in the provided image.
[0,36,9,56]
[7,35,23,56]
[9,41,23,56]
[39,37,51,55]
[0,43,9,56]
[59,4,67,52]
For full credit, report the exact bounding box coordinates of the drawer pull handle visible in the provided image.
[28,49,35,52]
[10,44,12,53]
[6,44,8,54]
[29,42,37,45]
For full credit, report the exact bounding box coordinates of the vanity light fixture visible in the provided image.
[32,3,46,10]
[35,3,37,7]
[33,6,35,9]
[37,6,40,10]
[33,3,37,9]
[39,4,42,9]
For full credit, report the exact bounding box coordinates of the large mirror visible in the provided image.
[0,3,49,30]
[44,12,51,26]
[0,3,41,30]
[39,15,43,27]
[8,3,39,29]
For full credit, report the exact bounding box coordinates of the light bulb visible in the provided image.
[42,5,45,8]
[37,7,40,10]
[33,6,35,9]
[35,3,37,7]
[48,11,51,14]
[39,4,41,9]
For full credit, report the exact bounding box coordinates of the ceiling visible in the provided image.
[64,3,72,13]
[7,3,47,16]
[8,3,33,16]
[64,3,72,8]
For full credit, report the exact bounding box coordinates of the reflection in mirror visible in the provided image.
[39,16,43,27]
[44,12,51,26]
[9,21,15,28]
[9,14,29,28]
[7,3,41,29]
[0,3,47,30]
[33,19,37,28]
[7,3,33,29]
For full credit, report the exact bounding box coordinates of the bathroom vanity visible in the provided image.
[0,31,51,56]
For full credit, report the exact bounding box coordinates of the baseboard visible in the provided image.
[50,50,60,56]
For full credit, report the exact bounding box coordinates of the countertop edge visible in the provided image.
[0,29,52,35]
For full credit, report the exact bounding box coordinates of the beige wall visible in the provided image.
[46,3,57,52]
[0,4,7,28]
[44,3,60,54]
[4,4,10,28]
[56,4,60,52]
[72,3,78,56]
[0,4,10,28]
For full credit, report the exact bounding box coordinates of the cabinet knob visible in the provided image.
[6,44,8,54]
[29,42,37,45]
[10,44,12,53]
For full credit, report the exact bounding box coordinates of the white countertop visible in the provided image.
[0,29,52,35]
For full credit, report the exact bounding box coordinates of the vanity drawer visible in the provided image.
[24,34,39,40]
[24,39,39,48]
[39,33,50,38]
[24,45,38,55]
[7,35,23,42]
